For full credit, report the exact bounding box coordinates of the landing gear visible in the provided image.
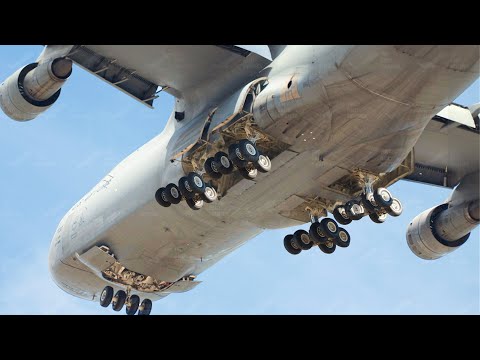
[255,154,272,173]
[332,206,352,225]
[374,187,393,208]
[164,183,182,204]
[126,294,140,315]
[155,138,272,211]
[284,212,347,255]
[214,151,234,174]
[345,200,365,221]
[284,234,302,255]
[369,212,388,223]
[386,198,403,217]
[238,166,258,180]
[100,286,113,307]
[186,197,204,210]
[318,239,336,254]
[335,228,350,248]
[293,229,313,250]
[112,290,127,311]
[138,299,153,316]
[155,188,171,207]
[201,186,218,203]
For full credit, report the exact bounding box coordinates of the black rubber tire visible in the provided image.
[164,183,182,204]
[155,188,171,207]
[228,143,248,168]
[361,192,377,213]
[255,154,272,173]
[187,172,206,194]
[238,167,258,180]
[126,295,140,315]
[309,222,328,244]
[238,139,260,162]
[387,198,403,217]
[138,299,152,316]
[214,151,234,174]
[319,240,336,254]
[335,228,351,248]
[374,187,393,208]
[204,157,222,179]
[320,218,339,238]
[332,206,352,225]
[178,176,194,199]
[293,229,313,250]
[345,200,365,221]
[369,212,388,223]
[201,186,218,203]
[186,197,204,210]
[112,290,127,311]
[100,286,113,307]
[284,234,301,255]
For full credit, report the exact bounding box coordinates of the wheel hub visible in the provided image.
[100,291,106,301]
[301,234,310,244]
[291,239,300,250]
[205,187,214,198]
[339,231,348,242]
[326,241,334,248]
[161,192,168,201]
[171,187,179,198]
[193,176,203,188]
[185,181,192,192]
[246,143,256,155]
[220,156,230,168]
[327,221,337,232]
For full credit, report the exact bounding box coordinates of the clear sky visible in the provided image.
[0,45,478,315]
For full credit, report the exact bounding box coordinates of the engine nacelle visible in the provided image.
[406,201,479,260]
[0,58,72,121]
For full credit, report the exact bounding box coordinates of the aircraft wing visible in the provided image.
[52,45,271,108]
[403,103,480,188]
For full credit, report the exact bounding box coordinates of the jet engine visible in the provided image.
[406,173,479,260]
[0,57,72,121]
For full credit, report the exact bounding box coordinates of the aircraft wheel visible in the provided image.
[386,198,403,217]
[112,290,127,311]
[100,286,113,307]
[309,222,328,244]
[345,200,365,220]
[319,239,336,254]
[205,157,222,179]
[361,192,377,213]
[333,206,352,225]
[239,166,258,180]
[284,234,301,255]
[320,218,339,238]
[164,183,182,204]
[126,295,140,315]
[155,188,171,207]
[186,197,204,210]
[138,299,152,316]
[238,139,260,162]
[293,229,313,250]
[335,228,351,248]
[178,177,193,199]
[255,154,272,173]
[369,212,388,224]
[201,186,218,203]
[374,187,393,208]
[214,151,234,174]
[228,143,248,168]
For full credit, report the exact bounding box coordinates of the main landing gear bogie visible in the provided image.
[283,217,350,256]
[99,286,153,315]
[335,187,403,225]
[155,139,272,210]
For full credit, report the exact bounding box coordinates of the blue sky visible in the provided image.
[0,45,478,315]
